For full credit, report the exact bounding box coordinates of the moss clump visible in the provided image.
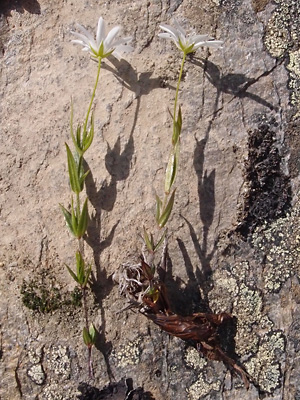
[21,271,82,313]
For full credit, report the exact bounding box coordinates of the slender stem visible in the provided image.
[82,286,89,330]
[161,53,187,217]
[88,347,93,379]
[173,52,186,135]
[83,57,102,135]
[82,286,93,378]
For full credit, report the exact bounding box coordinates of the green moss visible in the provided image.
[21,271,82,313]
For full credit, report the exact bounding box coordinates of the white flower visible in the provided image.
[158,20,223,55]
[71,17,133,60]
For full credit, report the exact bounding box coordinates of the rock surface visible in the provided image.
[0,0,299,399]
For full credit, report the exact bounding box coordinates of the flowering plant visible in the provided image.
[61,17,132,377]
[143,20,223,257]
[71,16,133,60]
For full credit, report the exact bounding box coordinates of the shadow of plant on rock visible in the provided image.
[189,56,282,114]
[77,378,156,400]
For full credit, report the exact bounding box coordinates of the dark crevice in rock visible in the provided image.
[236,118,291,238]
[77,379,155,400]
[0,0,41,17]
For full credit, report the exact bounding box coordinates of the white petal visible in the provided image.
[71,31,91,45]
[111,37,132,48]
[71,39,86,46]
[192,34,212,43]
[159,24,179,41]
[105,25,121,48]
[203,40,224,48]
[115,43,134,54]
[158,33,173,40]
[76,23,94,43]
[173,19,186,37]
[96,17,106,45]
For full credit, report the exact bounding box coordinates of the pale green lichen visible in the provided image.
[286,49,300,118]
[27,363,45,385]
[186,373,221,400]
[184,347,207,370]
[27,347,46,385]
[40,384,75,400]
[46,345,71,380]
[114,337,142,368]
[233,283,263,355]
[208,268,239,313]
[251,212,300,293]
[264,0,300,114]
[234,283,262,325]
[245,331,285,393]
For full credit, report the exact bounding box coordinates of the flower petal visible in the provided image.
[105,25,121,49]
[71,31,92,46]
[173,19,186,37]
[158,33,173,40]
[76,23,94,43]
[159,24,179,41]
[96,17,106,45]
[71,17,133,60]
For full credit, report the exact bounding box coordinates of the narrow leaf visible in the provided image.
[66,143,81,194]
[143,227,154,252]
[154,230,167,252]
[83,327,92,347]
[70,102,81,155]
[76,251,85,285]
[65,264,79,284]
[70,198,79,237]
[60,204,75,236]
[155,195,162,223]
[158,189,176,228]
[79,169,90,188]
[89,323,97,343]
[77,198,89,238]
[141,258,154,281]
[172,106,182,145]
[83,114,94,153]
[165,142,179,195]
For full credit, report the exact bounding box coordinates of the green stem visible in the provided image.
[161,53,186,218]
[83,57,102,136]
[173,52,186,136]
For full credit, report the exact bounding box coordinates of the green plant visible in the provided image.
[60,16,132,378]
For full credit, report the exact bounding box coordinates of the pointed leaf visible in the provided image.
[141,259,154,281]
[172,105,182,145]
[79,169,90,188]
[164,143,179,195]
[89,323,97,343]
[83,115,94,153]
[154,230,167,252]
[143,227,154,252]
[77,198,89,238]
[71,198,79,237]
[65,264,80,284]
[60,204,75,236]
[83,326,92,347]
[76,251,85,285]
[155,195,162,223]
[158,189,176,228]
[66,143,81,194]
